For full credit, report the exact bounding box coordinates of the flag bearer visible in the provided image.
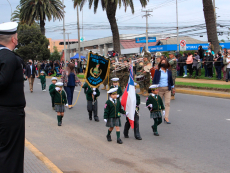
[49,77,57,110]
[51,82,67,126]
[110,77,123,99]
[104,88,128,144]
[123,83,142,140]
[146,85,165,136]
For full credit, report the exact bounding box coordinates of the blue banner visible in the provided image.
[135,37,156,43]
[140,43,230,52]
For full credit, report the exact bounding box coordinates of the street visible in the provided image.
[25,79,230,173]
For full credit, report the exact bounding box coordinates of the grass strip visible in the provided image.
[176,82,230,89]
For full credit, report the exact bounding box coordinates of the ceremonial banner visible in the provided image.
[121,64,136,129]
[85,52,110,88]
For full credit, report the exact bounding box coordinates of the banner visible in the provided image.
[85,52,110,88]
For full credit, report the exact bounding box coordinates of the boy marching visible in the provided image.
[110,77,123,99]
[104,88,128,144]
[38,71,46,91]
[146,85,165,136]
[49,77,57,110]
[123,82,142,140]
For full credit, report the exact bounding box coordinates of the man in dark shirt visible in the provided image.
[25,59,38,92]
[0,22,26,173]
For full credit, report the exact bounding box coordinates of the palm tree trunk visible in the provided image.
[40,18,45,35]
[202,0,219,53]
[106,1,121,54]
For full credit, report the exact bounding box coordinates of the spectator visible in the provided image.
[208,41,214,51]
[192,51,200,77]
[82,59,87,73]
[206,52,214,78]
[186,52,193,77]
[198,46,204,67]
[182,53,188,77]
[214,53,222,80]
[225,51,230,82]
[203,52,208,77]
[25,59,38,92]
[178,54,184,76]
[222,50,229,80]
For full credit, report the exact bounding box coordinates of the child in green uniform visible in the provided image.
[50,82,67,126]
[110,77,123,99]
[123,82,142,140]
[38,71,46,91]
[146,84,165,136]
[104,88,128,144]
[49,77,57,110]
[84,83,100,121]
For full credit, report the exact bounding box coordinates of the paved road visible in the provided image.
[24,79,230,173]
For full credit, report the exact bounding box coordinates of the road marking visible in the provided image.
[25,139,63,173]
[226,119,230,121]
[74,90,80,92]
[141,102,145,105]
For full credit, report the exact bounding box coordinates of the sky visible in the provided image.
[0,0,229,42]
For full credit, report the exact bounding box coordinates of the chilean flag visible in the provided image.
[121,64,136,129]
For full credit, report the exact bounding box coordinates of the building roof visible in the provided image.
[120,39,158,49]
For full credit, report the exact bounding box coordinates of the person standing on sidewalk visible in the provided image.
[25,59,38,92]
[186,52,193,77]
[152,58,175,124]
[182,53,188,77]
[0,22,26,173]
[192,51,200,78]
[225,52,230,82]
[168,52,177,100]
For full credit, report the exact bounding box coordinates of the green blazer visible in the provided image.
[52,90,67,105]
[49,84,55,97]
[104,99,126,119]
[86,86,100,101]
[146,94,165,112]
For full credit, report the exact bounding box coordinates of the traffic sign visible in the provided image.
[80,37,85,42]
[180,40,186,51]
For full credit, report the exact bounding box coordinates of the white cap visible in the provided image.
[111,77,119,82]
[107,87,118,94]
[149,84,159,89]
[51,77,57,81]
[41,71,45,74]
[55,82,63,87]
[0,22,18,35]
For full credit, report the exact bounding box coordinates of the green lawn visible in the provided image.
[176,82,230,89]
[77,74,85,79]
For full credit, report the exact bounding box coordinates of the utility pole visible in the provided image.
[142,10,153,52]
[76,4,81,61]
[66,33,71,60]
[176,0,179,52]
[62,0,67,67]
[82,8,84,55]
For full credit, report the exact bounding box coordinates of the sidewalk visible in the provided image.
[176,78,229,85]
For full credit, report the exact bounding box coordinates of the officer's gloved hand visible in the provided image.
[162,110,166,116]
[55,87,60,91]
[117,94,119,98]
[104,119,107,122]
[148,104,153,108]
[93,91,96,95]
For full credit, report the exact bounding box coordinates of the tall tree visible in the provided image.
[19,0,64,35]
[202,0,219,53]
[16,23,50,61]
[11,5,21,22]
[73,0,148,54]
[50,46,61,61]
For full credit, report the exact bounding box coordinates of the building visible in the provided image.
[48,38,78,53]
[65,34,206,60]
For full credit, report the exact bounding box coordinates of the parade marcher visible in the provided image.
[102,57,115,90]
[37,60,41,76]
[123,82,142,140]
[61,63,81,109]
[85,84,100,121]
[51,82,67,126]
[140,54,151,97]
[104,88,128,144]
[152,58,175,124]
[168,52,177,100]
[0,22,26,173]
[120,58,130,91]
[146,85,165,136]
[25,59,38,93]
[110,77,123,99]
[49,77,58,110]
[38,71,46,91]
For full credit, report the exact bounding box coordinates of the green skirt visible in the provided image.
[106,117,121,127]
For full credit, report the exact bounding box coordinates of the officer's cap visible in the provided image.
[0,22,18,35]
[111,77,119,82]
[107,88,118,94]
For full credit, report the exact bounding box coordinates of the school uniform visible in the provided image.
[85,85,100,121]
[53,89,67,112]
[49,83,56,108]
[124,93,142,140]
[38,75,46,90]
[146,93,165,136]
[110,85,123,99]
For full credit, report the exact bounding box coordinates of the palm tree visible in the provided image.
[11,5,21,22]
[74,0,148,54]
[202,0,219,53]
[19,0,64,35]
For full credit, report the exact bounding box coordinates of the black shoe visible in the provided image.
[164,118,171,124]
[106,135,112,142]
[117,138,123,144]
[89,117,92,120]
[135,136,142,140]
[154,132,159,136]
[226,80,228,82]
[58,122,62,126]
[124,134,129,138]
[94,117,99,122]
[151,126,154,132]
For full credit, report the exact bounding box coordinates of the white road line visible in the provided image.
[74,90,80,92]
[141,102,145,105]
[226,119,230,121]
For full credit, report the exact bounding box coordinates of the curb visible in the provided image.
[176,88,230,99]
[25,139,63,173]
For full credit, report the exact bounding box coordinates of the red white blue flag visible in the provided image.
[121,64,136,129]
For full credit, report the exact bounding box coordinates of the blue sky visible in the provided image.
[0,0,229,42]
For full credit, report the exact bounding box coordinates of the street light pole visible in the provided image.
[142,10,153,52]
[176,0,179,52]
[62,0,67,68]
[76,4,81,61]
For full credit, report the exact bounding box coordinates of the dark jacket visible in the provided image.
[104,99,126,119]
[181,56,187,66]
[25,64,37,78]
[198,47,204,60]
[146,94,165,112]
[206,55,213,68]
[152,69,174,91]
